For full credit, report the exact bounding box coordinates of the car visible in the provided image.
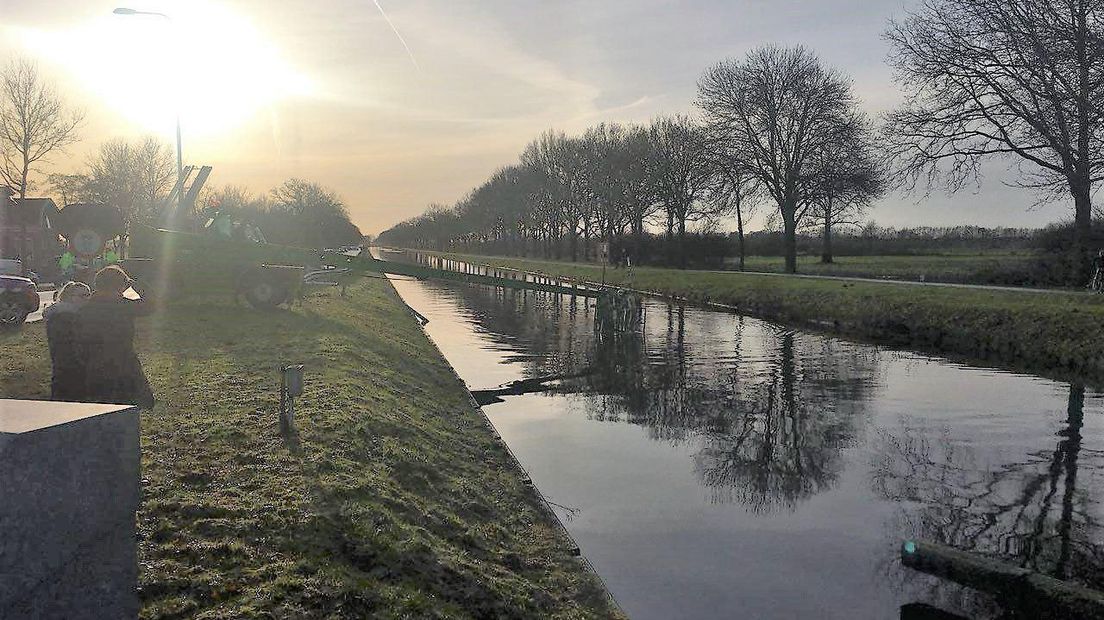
[0,258,22,276]
[0,258,38,284]
[0,275,39,329]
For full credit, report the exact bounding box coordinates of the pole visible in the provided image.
[175,114,183,226]
[113,8,182,226]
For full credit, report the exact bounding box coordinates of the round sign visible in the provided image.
[72,229,105,257]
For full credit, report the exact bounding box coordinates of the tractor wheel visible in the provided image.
[0,300,29,330]
[243,279,290,309]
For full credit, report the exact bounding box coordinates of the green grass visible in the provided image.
[733,253,1042,284]
[0,279,619,619]
[433,251,1104,384]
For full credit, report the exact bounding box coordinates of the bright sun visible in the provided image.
[9,1,313,138]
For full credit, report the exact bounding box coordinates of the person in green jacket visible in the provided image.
[57,250,75,284]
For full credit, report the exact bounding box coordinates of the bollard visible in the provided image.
[279,364,304,436]
[0,399,140,619]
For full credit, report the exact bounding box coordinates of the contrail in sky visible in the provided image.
[372,0,419,70]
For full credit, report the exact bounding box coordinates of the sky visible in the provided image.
[1,0,1069,235]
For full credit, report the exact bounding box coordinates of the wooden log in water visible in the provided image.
[899,602,968,620]
[900,540,1104,619]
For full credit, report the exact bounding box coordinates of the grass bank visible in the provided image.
[0,278,618,619]
[433,251,1104,385]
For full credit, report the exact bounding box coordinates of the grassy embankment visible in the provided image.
[435,251,1104,384]
[0,277,618,619]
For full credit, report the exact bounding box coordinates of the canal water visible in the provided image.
[385,255,1104,619]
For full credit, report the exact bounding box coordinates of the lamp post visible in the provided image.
[112,7,184,224]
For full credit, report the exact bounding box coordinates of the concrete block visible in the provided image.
[0,399,140,619]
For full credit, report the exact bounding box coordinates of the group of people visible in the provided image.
[45,265,154,408]
[57,245,120,285]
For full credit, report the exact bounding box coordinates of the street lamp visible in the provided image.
[113,7,184,225]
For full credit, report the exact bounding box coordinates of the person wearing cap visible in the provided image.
[79,265,155,408]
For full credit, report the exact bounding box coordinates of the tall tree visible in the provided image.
[584,123,657,263]
[270,178,361,248]
[82,137,175,251]
[698,45,857,273]
[704,159,760,271]
[521,131,574,259]
[0,58,84,199]
[646,115,714,269]
[804,112,886,263]
[884,0,1104,281]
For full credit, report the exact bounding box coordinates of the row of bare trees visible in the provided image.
[379,46,886,272]
[383,0,1104,278]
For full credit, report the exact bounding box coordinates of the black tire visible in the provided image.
[244,279,290,309]
[0,299,29,330]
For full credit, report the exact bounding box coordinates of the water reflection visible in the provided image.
[385,257,1104,619]
[872,383,1104,613]
[429,281,881,513]
[693,330,877,511]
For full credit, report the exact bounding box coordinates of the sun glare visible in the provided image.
[9,1,313,138]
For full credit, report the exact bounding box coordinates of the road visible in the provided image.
[25,290,54,323]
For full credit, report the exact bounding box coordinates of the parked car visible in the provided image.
[0,258,22,276]
[0,275,39,328]
[0,258,38,284]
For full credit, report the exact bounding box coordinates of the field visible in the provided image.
[434,251,1104,385]
[732,252,1044,285]
[0,278,618,619]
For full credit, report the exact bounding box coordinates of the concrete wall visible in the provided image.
[0,400,140,619]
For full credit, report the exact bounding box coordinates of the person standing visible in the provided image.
[80,265,155,408]
[45,281,92,401]
[58,250,75,282]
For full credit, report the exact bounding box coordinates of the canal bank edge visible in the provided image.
[0,278,622,619]
[427,251,1104,387]
[385,274,626,616]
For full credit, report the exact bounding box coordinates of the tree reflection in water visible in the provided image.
[692,329,877,511]
[440,283,882,513]
[871,384,1104,615]
[397,266,1104,616]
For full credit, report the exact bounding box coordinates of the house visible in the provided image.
[0,186,63,273]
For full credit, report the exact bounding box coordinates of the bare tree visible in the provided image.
[884,0,1104,281]
[703,140,761,271]
[646,115,714,268]
[82,137,175,250]
[698,45,858,273]
[585,123,633,246]
[270,178,360,248]
[804,112,886,263]
[0,58,84,199]
[132,137,176,224]
[46,172,92,207]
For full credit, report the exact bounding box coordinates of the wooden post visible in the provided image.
[901,540,1104,619]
